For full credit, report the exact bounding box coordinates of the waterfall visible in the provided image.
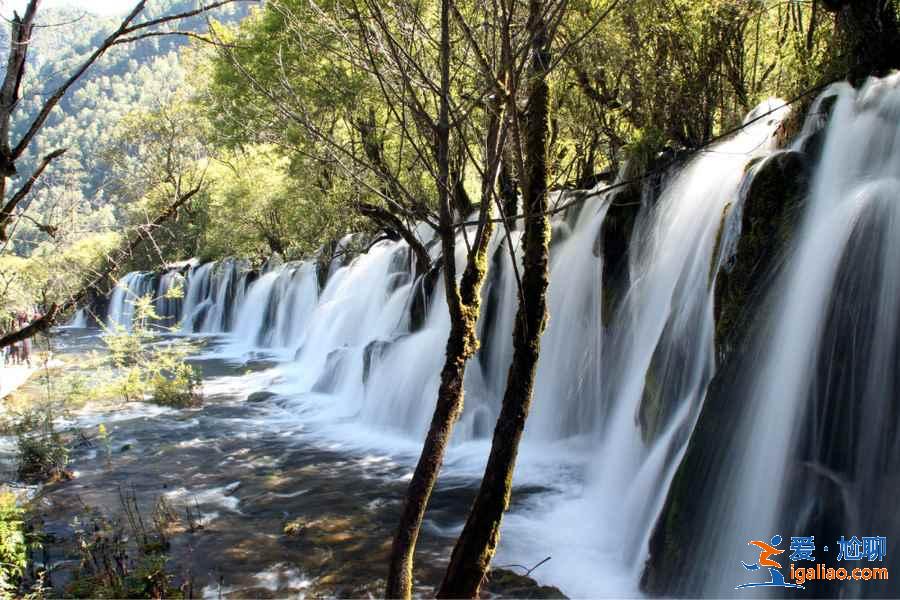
[227,262,319,349]
[68,308,88,328]
[690,74,900,596]
[90,92,863,597]
[107,271,158,330]
[490,99,789,597]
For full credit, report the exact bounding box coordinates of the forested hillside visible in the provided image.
[4,1,249,256]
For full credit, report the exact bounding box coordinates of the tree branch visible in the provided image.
[0,184,201,350]
[9,0,256,161]
[0,148,66,240]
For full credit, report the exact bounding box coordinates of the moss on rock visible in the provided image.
[482,568,568,599]
[713,150,809,359]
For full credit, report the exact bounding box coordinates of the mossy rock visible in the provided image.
[283,518,307,536]
[482,568,567,599]
[247,391,278,403]
[713,149,809,358]
[409,259,443,333]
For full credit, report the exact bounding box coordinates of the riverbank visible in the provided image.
[0,329,558,597]
[0,365,36,401]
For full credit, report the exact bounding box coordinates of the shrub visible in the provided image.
[0,492,27,595]
[65,491,186,599]
[101,289,204,409]
[15,412,71,484]
[149,355,202,409]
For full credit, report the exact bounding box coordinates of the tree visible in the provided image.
[204,2,510,596]
[0,184,202,349]
[438,0,562,594]
[822,0,900,84]
[0,0,255,347]
[381,0,502,591]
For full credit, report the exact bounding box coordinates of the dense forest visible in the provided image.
[0,0,847,317]
[1,0,899,598]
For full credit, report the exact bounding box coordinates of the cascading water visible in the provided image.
[107,271,158,330]
[492,99,789,597]
[684,74,900,596]
[94,95,821,597]
[68,308,88,328]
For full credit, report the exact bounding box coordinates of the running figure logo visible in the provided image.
[736,535,805,589]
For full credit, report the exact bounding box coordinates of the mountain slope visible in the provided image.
[1,1,251,253]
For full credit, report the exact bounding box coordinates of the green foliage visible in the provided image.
[66,492,185,599]
[556,0,834,177]
[13,410,71,485]
[9,2,251,228]
[1,0,847,312]
[191,147,361,261]
[101,286,202,409]
[0,492,28,596]
[0,230,120,316]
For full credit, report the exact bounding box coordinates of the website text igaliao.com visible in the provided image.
[790,563,889,585]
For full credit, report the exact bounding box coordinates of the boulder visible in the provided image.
[482,568,567,599]
[247,391,278,403]
[312,348,349,393]
[713,149,809,358]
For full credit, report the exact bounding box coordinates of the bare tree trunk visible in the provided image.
[386,1,469,596]
[438,0,553,596]
[385,178,495,594]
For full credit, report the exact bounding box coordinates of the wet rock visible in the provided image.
[247,391,278,404]
[562,189,589,230]
[312,348,349,393]
[409,259,443,333]
[795,93,839,161]
[477,244,507,372]
[389,246,412,275]
[593,185,641,326]
[315,262,329,293]
[482,568,567,599]
[283,518,307,536]
[713,149,809,358]
[316,239,340,292]
[362,338,403,384]
[386,272,411,294]
[550,221,571,252]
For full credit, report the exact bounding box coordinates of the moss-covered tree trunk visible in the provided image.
[438,1,552,596]
[384,1,495,596]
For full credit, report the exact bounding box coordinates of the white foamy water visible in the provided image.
[91,95,817,597]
